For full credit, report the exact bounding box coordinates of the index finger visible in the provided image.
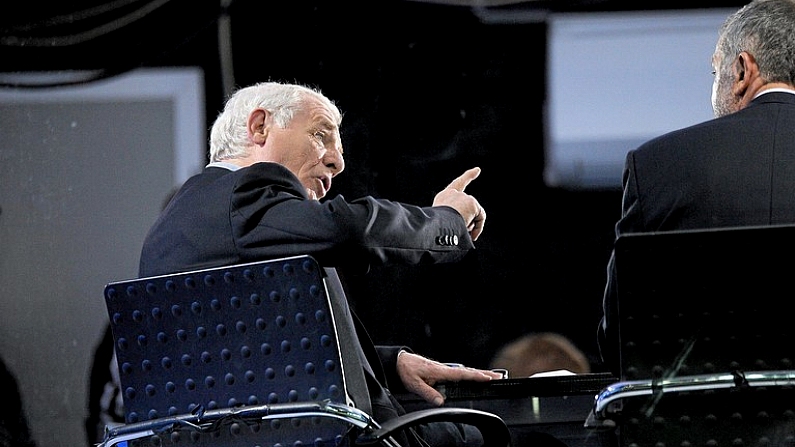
[445,167,481,192]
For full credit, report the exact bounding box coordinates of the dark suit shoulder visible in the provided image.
[232,162,309,198]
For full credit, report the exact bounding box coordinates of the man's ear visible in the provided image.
[732,51,758,97]
[247,108,270,145]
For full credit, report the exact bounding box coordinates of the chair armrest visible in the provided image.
[584,369,795,429]
[354,407,512,447]
[99,400,379,447]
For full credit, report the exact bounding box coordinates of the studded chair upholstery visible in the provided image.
[98,255,511,447]
[586,225,795,447]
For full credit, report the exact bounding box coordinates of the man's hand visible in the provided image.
[396,351,503,406]
[433,167,486,241]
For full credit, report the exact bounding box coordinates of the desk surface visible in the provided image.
[437,372,617,399]
[397,373,618,447]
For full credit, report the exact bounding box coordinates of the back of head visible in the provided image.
[490,332,591,378]
[208,82,341,163]
[717,0,795,86]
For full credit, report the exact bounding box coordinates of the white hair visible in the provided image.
[208,82,341,162]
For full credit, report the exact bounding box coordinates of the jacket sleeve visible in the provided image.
[231,162,475,271]
[375,345,413,392]
[599,150,646,373]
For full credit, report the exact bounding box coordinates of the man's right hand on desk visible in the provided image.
[396,351,504,406]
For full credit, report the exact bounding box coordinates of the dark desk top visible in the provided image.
[436,372,617,400]
[397,372,616,423]
[397,372,619,447]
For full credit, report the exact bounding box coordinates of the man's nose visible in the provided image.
[325,147,345,175]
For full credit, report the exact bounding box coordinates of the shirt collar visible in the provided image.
[206,161,241,171]
[754,88,795,99]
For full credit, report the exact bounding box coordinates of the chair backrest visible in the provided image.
[613,224,795,381]
[104,255,354,446]
[605,224,795,446]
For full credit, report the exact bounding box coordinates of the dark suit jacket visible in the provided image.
[598,91,795,373]
[138,161,475,434]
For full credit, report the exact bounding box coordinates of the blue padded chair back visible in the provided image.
[104,255,352,446]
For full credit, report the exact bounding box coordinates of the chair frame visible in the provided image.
[99,255,511,447]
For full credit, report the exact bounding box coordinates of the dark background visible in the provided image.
[1,0,747,372]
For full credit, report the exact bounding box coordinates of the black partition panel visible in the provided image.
[613,224,795,381]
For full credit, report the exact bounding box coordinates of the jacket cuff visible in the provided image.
[376,345,413,391]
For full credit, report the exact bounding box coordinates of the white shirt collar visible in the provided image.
[754,88,795,99]
[206,161,241,171]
